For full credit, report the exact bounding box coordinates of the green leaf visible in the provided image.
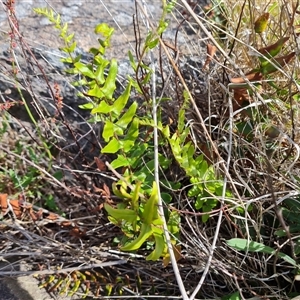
[94,23,114,38]
[146,230,165,260]
[116,102,137,130]
[222,291,241,300]
[113,82,132,115]
[227,238,299,267]
[145,32,154,46]
[101,59,118,99]
[161,192,172,204]
[161,125,170,138]
[87,84,104,98]
[104,203,137,222]
[74,62,95,78]
[60,56,73,64]
[121,223,153,251]
[167,211,180,234]
[258,37,289,65]
[68,41,76,52]
[131,181,141,213]
[91,100,112,114]
[143,181,159,225]
[123,118,139,151]
[65,33,75,43]
[101,137,120,153]
[260,52,295,75]
[102,120,114,142]
[94,64,107,85]
[275,224,300,237]
[112,182,126,199]
[122,140,135,153]
[111,155,130,169]
[128,50,137,71]
[79,102,94,110]
[74,54,81,63]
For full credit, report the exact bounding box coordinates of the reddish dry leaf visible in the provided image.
[230,72,262,84]
[29,209,38,222]
[69,227,86,238]
[91,203,104,213]
[233,88,250,104]
[9,199,22,218]
[46,212,59,221]
[0,194,8,214]
[60,221,72,227]
[103,183,111,197]
[35,208,44,220]
[203,44,217,70]
[0,194,23,219]
[94,157,107,171]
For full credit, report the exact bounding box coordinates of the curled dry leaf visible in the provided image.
[0,193,8,214]
[233,88,250,104]
[69,227,87,238]
[94,157,107,171]
[46,212,60,221]
[35,208,44,220]
[8,199,22,218]
[230,72,263,85]
[203,44,217,70]
[103,183,111,197]
[0,194,22,218]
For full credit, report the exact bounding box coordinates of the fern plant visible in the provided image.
[33,6,180,261]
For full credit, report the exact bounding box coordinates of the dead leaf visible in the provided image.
[69,227,86,238]
[94,157,107,171]
[230,72,262,85]
[60,221,72,227]
[103,183,111,197]
[9,199,22,218]
[29,209,38,221]
[0,194,8,214]
[233,88,250,104]
[0,194,23,219]
[35,209,44,220]
[203,44,217,70]
[46,212,59,221]
[163,244,182,267]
